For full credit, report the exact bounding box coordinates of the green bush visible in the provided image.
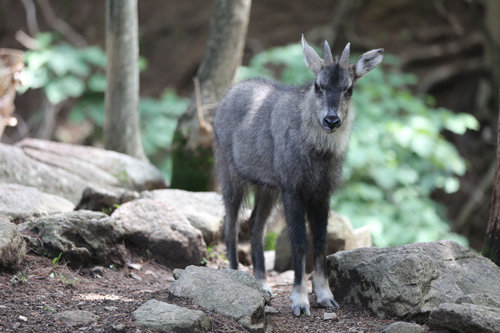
[237,44,478,247]
[20,33,188,181]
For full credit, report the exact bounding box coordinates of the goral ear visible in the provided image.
[354,49,384,79]
[301,34,322,75]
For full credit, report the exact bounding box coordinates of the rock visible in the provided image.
[323,312,339,321]
[75,187,139,213]
[130,272,142,281]
[54,310,99,326]
[381,322,423,333]
[141,189,224,245]
[111,199,206,268]
[18,211,127,268]
[265,306,279,314]
[0,217,26,270]
[326,240,500,321]
[429,303,500,333]
[264,250,275,272]
[275,211,356,272]
[0,139,166,203]
[0,184,74,222]
[353,225,372,248]
[132,299,210,332]
[219,269,271,305]
[171,265,266,331]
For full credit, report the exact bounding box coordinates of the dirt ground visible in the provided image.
[0,254,428,332]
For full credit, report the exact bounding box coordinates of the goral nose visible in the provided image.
[322,115,342,130]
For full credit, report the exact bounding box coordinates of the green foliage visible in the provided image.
[52,252,63,265]
[264,231,278,251]
[10,272,28,285]
[238,44,478,247]
[21,32,189,182]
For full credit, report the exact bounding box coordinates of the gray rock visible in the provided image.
[0,139,166,203]
[429,303,500,333]
[327,240,500,321]
[111,199,206,268]
[18,211,127,268]
[220,269,271,304]
[141,189,224,245]
[132,299,210,332]
[381,322,423,333]
[171,265,266,332]
[0,184,74,222]
[54,310,99,326]
[0,217,26,270]
[75,187,139,213]
[275,211,356,272]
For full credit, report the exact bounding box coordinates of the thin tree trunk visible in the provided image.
[483,94,500,265]
[104,0,146,160]
[171,0,251,190]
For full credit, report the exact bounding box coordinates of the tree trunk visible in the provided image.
[171,0,251,190]
[104,0,146,160]
[483,96,500,265]
[481,0,500,265]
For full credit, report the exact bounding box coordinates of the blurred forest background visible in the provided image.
[1,0,498,251]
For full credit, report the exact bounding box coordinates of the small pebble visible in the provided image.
[18,315,27,322]
[323,312,339,321]
[265,305,279,314]
[127,263,142,271]
[130,273,143,281]
[104,306,117,312]
[12,322,20,329]
[112,324,126,331]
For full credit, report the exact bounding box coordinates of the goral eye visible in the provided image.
[345,85,353,97]
[314,82,321,93]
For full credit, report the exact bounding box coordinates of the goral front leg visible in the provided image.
[282,191,310,316]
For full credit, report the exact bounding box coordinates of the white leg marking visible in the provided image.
[312,269,339,308]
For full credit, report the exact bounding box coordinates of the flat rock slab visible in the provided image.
[0,184,74,222]
[171,265,266,332]
[429,303,500,333]
[132,299,210,332]
[54,310,99,326]
[18,211,127,268]
[327,240,500,320]
[381,322,423,333]
[111,199,206,268]
[0,217,26,270]
[141,189,224,245]
[0,139,166,203]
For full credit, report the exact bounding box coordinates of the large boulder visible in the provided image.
[133,299,210,332]
[111,199,206,268]
[0,139,166,203]
[326,240,500,321]
[429,302,500,333]
[141,189,224,245]
[0,184,74,223]
[0,217,26,270]
[18,211,127,267]
[171,265,267,332]
[275,211,358,272]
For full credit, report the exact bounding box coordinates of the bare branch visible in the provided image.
[15,30,38,50]
[20,0,40,36]
[193,77,213,134]
[36,0,87,48]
